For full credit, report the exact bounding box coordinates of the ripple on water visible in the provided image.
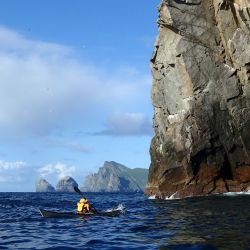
[0,192,249,249]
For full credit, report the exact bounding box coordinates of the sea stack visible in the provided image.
[56,176,78,192]
[36,178,55,192]
[146,0,250,199]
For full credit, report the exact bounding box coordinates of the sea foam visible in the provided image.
[148,195,156,200]
[105,203,125,213]
[222,191,250,196]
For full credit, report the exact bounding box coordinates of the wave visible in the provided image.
[105,203,125,213]
[165,192,180,200]
[148,195,156,200]
[222,191,250,196]
[148,193,181,200]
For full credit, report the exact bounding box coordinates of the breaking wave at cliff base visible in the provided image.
[222,191,250,196]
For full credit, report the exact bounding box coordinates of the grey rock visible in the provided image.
[36,178,55,192]
[56,176,78,192]
[146,0,250,199]
[82,161,148,192]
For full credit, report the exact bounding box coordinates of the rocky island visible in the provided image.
[36,178,55,192]
[146,0,250,199]
[82,161,148,192]
[56,176,78,192]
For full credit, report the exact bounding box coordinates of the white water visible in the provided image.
[165,192,180,200]
[148,195,156,200]
[148,193,180,200]
[222,191,250,196]
[105,203,125,213]
[148,190,250,200]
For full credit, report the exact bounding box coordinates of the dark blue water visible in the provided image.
[0,192,249,250]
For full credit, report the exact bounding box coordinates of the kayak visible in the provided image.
[39,208,122,218]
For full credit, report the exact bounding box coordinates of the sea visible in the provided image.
[0,192,249,250]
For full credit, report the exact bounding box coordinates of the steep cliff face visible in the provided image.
[82,161,148,192]
[146,0,250,198]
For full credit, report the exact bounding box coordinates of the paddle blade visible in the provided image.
[74,186,83,196]
[73,186,87,199]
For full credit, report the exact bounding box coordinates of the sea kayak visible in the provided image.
[39,208,122,218]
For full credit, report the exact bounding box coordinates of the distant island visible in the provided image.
[56,176,78,192]
[36,176,78,193]
[36,178,55,192]
[82,161,148,192]
[36,161,148,193]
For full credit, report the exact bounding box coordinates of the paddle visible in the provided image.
[74,186,86,199]
[73,186,97,213]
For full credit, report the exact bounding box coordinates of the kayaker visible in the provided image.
[77,198,91,214]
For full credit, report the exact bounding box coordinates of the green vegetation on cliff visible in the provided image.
[82,161,148,192]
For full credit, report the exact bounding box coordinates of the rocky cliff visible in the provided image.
[146,0,250,198]
[56,176,78,192]
[82,161,148,192]
[36,178,55,192]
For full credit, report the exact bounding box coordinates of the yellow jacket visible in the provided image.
[77,198,90,214]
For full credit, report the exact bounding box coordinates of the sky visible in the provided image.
[0,0,158,191]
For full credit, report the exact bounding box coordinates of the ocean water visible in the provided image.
[0,192,249,250]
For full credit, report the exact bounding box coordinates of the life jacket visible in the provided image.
[77,198,90,214]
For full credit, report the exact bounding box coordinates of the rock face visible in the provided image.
[82,161,148,192]
[146,0,250,198]
[36,178,55,192]
[56,176,78,192]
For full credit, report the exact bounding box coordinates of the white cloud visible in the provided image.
[0,26,151,139]
[94,112,153,136]
[0,160,26,170]
[38,162,76,180]
[0,160,28,183]
[0,159,77,189]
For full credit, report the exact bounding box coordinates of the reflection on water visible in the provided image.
[0,192,249,249]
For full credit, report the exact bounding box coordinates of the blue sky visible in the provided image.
[0,0,158,191]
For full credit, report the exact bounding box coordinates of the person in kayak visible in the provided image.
[77,198,91,214]
[74,186,97,214]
